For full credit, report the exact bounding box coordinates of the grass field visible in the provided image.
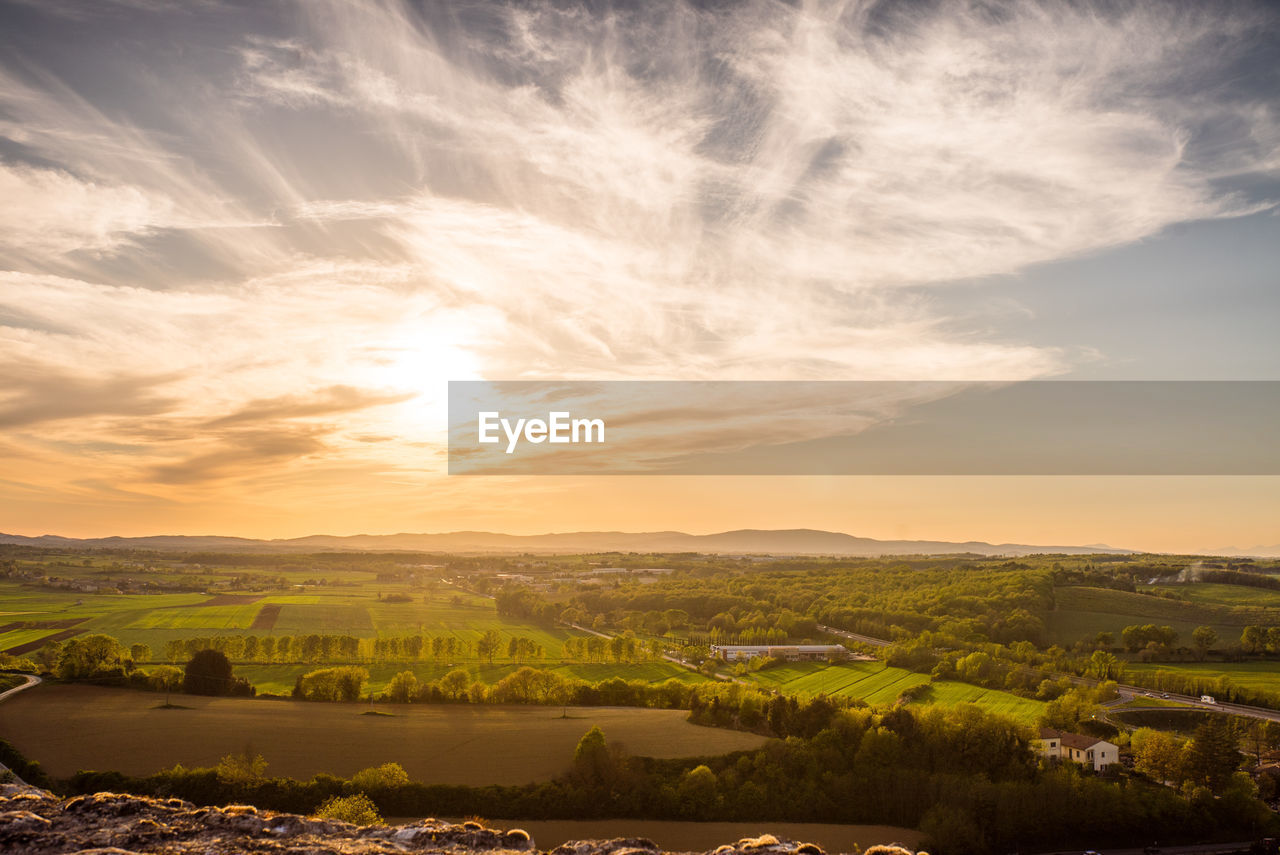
[1164,583,1280,609]
[1047,586,1280,645]
[745,661,1045,724]
[1113,696,1193,710]
[237,661,711,695]
[1123,660,1280,696]
[0,683,766,783]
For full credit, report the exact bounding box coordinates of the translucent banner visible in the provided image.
[447,381,1280,475]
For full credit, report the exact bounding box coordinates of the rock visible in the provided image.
[0,790,925,854]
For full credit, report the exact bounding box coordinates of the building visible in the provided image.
[710,644,850,663]
[1036,728,1118,772]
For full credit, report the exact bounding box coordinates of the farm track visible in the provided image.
[195,594,263,607]
[250,603,282,630]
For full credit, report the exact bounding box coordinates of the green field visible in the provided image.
[1113,696,1194,710]
[0,683,767,783]
[1047,586,1280,645]
[0,582,583,658]
[1123,660,1280,696]
[745,661,1044,724]
[238,661,710,695]
[1163,583,1280,609]
[0,628,63,652]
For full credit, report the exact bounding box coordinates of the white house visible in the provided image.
[1036,727,1118,772]
[710,644,849,663]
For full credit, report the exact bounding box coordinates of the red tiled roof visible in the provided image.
[1038,727,1109,750]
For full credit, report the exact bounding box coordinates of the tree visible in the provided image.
[183,649,235,696]
[1088,649,1122,680]
[573,726,617,786]
[1192,626,1218,660]
[438,667,471,700]
[295,666,368,702]
[56,634,128,679]
[477,629,502,664]
[1184,717,1242,793]
[1131,727,1183,784]
[148,665,184,704]
[386,670,419,703]
[676,764,719,819]
[216,749,268,785]
[1241,625,1264,655]
[129,643,151,665]
[350,762,410,791]
[1039,688,1098,733]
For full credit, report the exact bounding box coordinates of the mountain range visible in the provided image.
[0,528,1139,556]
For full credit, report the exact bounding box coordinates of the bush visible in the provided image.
[315,793,382,825]
[350,762,410,792]
[215,750,268,785]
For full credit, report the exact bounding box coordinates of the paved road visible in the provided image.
[1110,684,1280,724]
[0,672,40,702]
[817,624,891,648]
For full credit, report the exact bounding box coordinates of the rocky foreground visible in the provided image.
[0,785,924,855]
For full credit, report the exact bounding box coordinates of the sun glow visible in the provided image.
[372,328,482,432]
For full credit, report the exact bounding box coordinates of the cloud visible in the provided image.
[147,427,328,485]
[0,362,177,429]
[242,0,1278,380]
[0,162,171,256]
[205,385,415,428]
[0,0,1277,532]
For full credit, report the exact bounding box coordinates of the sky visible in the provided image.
[0,0,1278,553]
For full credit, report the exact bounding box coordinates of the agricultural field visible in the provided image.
[1046,585,1280,645]
[0,580,582,659]
[0,683,767,784]
[745,661,1044,724]
[238,661,710,696]
[1123,660,1280,696]
[1159,582,1280,610]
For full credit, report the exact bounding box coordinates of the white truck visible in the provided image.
[1200,695,1217,705]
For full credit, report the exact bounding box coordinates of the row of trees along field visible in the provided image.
[57,703,1276,855]
[147,633,665,664]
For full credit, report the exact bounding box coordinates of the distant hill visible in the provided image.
[0,528,1133,556]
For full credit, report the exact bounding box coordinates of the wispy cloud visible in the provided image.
[0,0,1277,535]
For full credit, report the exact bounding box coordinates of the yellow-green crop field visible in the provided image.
[745,661,1044,724]
[0,582,582,658]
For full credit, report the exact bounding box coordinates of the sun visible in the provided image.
[368,327,483,432]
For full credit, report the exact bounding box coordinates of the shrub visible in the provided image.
[215,750,268,785]
[350,762,410,791]
[315,793,382,826]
